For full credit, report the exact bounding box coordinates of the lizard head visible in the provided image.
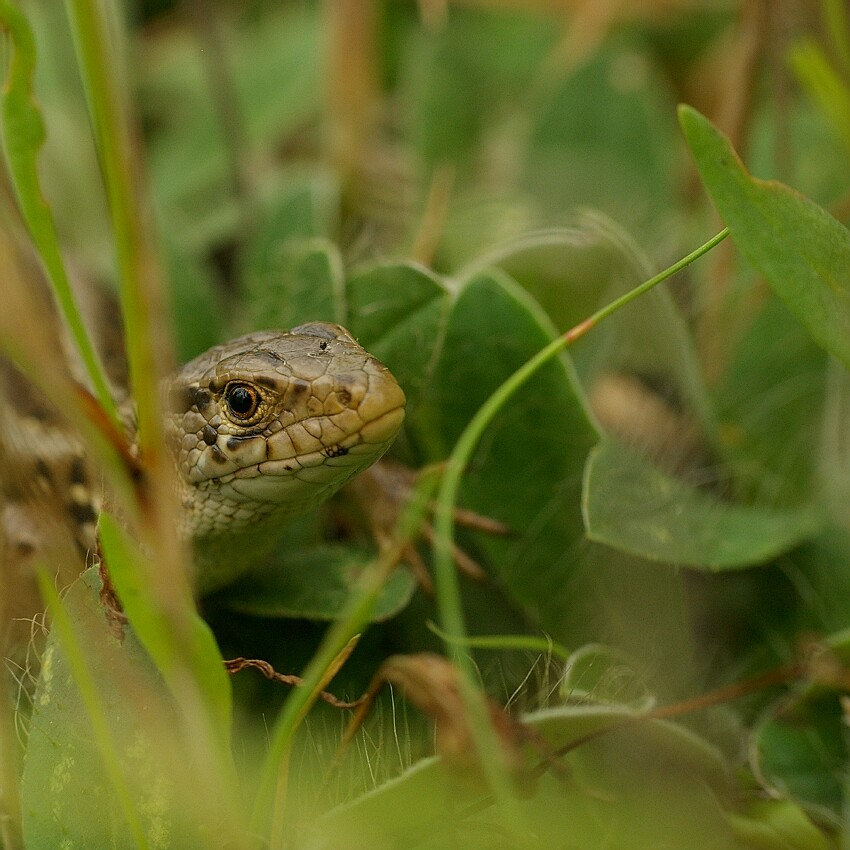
[165,322,406,540]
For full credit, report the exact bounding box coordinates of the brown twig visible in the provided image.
[223,656,366,710]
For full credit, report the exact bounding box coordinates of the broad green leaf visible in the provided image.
[584,440,823,570]
[782,528,850,635]
[99,514,232,746]
[241,176,342,327]
[165,238,225,361]
[714,296,827,506]
[144,7,323,248]
[560,644,654,709]
[458,219,645,336]
[402,12,556,167]
[413,269,599,636]
[246,176,340,259]
[404,267,698,687]
[222,544,415,621]
[244,236,345,331]
[346,262,449,419]
[790,39,850,155]
[527,41,678,235]
[727,799,832,850]
[22,570,222,848]
[310,704,742,850]
[463,215,716,436]
[818,362,850,531]
[679,105,850,370]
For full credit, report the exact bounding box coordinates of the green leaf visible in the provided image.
[560,644,654,709]
[583,440,823,570]
[346,261,449,418]
[726,798,832,850]
[790,39,850,155]
[465,216,716,434]
[245,236,346,331]
[714,296,827,506]
[222,544,416,621]
[145,8,323,248]
[22,569,219,848]
[679,105,850,370]
[527,41,678,233]
[165,238,226,361]
[459,220,645,336]
[311,704,737,850]
[403,13,555,167]
[415,269,599,635]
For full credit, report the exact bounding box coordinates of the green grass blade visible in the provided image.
[426,623,571,662]
[98,514,233,747]
[62,0,172,459]
[0,1,118,426]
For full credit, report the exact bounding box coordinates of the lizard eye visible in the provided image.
[224,383,261,420]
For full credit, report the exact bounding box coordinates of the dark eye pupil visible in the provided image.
[227,385,256,416]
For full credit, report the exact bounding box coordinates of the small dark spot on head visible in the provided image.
[192,386,212,409]
[319,341,328,351]
[283,464,293,471]
[336,389,352,406]
[210,445,228,464]
[202,424,217,446]
[226,435,248,451]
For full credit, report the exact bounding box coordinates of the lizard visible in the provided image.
[1,315,405,651]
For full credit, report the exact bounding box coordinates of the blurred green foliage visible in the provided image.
[7,1,850,848]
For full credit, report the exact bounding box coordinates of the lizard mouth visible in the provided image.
[183,402,404,537]
[208,403,406,500]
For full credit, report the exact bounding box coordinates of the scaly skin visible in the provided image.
[164,322,406,593]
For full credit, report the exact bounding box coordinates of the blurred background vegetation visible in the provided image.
[8,0,850,847]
